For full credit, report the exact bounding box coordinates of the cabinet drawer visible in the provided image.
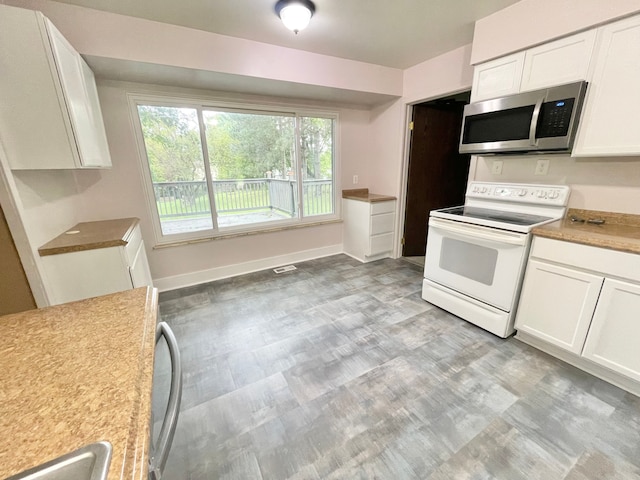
[531,237,640,282]
[371,213,394,235]
[371,201,395,215]
[369,233,393,256]
[124,224,143,265]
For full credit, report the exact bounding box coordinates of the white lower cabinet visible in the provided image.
[343,198,396,263]
[583,279,640,382]
[516,260,603,354]
[515,236,640,395]
[42,224,153,305]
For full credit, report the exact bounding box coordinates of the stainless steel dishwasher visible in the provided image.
[149,322,182,480]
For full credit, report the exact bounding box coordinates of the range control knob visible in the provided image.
[548,191,560,199]
[518,189,527,197]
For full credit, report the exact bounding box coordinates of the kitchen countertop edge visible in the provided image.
[38,218,140,256]
[532,209,640,255]
[0,287,159,480]
[342,188,396,203]
[122,286,158,480]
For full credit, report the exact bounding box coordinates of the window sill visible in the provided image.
[152,218,343,250]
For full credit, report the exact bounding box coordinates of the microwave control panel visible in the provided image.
[536,98,575,138]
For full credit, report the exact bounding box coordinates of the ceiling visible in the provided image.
[49,0,520,69]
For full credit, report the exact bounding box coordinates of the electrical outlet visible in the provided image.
[535,159,550,175]
[491,160,503,175]
[353,175,359,185]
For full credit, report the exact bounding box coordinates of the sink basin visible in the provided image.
[6,442,112,480]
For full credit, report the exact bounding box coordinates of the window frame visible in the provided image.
[128,93,340,246]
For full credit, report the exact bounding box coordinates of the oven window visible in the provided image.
[439,238,498,285]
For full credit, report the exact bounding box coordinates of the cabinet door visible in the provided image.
[520,30,596,92]
[582,279,640,382]
[129,240,154,288]
[471,52,525,102]
[0,6,77,170]
[46,20,111,168]
[573,14,640,156]
[515,260,603,354]
[78,59,112,167]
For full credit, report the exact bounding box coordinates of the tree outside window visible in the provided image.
[136,103,335,238]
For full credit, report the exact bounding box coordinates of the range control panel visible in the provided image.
[467,182,570,206]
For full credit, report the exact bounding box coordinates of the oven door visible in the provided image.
[425,217,529,311]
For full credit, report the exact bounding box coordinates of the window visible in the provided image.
[134,98,337,242]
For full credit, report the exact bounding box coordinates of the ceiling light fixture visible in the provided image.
[275,0,316,34]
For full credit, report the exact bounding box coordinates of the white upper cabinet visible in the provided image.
[520,30,596,92]
[573,14,640,157]
[0,5,111,169]
[471,52,525,102]
[471,30,595,103]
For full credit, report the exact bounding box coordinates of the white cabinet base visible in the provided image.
[42,247,134,305]
[343,198,396,263]
[516,331,640,398]
[41,223,153,305]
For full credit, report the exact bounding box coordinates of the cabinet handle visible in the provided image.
[149,322,182,480]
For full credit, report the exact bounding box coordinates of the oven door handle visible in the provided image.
[429,218,527,246]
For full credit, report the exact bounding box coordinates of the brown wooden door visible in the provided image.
[0,204,36,315]
[403,101,471,256]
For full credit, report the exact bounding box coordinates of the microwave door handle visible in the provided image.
[529,97,544,146]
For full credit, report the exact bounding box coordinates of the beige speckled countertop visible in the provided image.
[0,287,158,480]
[533,209,640,255]
[342,188,396,203]
[39,218,139,257]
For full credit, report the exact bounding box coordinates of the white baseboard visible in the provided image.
[154,244,343,292]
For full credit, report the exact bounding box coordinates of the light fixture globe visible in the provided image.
[275,0,316,34]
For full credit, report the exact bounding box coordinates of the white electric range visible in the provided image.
[422,181,570,338]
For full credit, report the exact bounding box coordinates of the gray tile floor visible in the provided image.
[154,255,640,480]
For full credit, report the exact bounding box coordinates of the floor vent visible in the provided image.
[273,265,297,274]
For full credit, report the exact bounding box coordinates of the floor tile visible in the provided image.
[156,254,640,480]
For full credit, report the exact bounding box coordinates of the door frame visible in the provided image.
[394,88,479,259]
[0,142,49,307]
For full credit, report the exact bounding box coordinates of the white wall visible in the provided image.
[76,80,374,287]
[471,0,640,64]
[0,0,392,293]
[4,0,403,99]
[367,45,475,202]
[403,45,474,104]
[0,167,85,306]
[473,155,640,214]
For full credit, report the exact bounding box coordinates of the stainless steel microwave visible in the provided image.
[459,81,588,155]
